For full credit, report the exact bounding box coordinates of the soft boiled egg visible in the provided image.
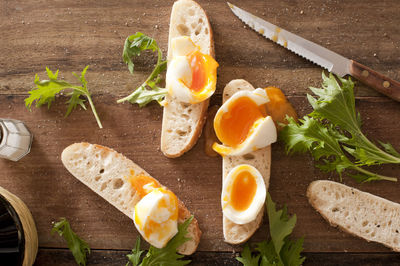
[133,187,178,248]
[221,164,266,224]
[129,173,179,248]
[166,36,218,104]
[212,88,277,156]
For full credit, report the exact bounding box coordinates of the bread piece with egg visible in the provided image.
[214,80,277,244]
[61,142,201,255]
[161,0,217,158]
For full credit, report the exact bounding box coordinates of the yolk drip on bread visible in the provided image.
[166,36,218,104]
[230,170,257,211]
[129,173,160,198]
[204,105,219,157]
[212,89,277,156]
[264,86,298,130]
[221,164,266,224]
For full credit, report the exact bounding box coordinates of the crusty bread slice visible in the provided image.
[61,142,201,255]
[161,0,215,158]
[308,180,400,252]
[221,80,272,244]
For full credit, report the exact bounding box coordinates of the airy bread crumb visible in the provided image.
[308,180,400,252]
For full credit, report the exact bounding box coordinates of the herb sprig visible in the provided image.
[118,32,168,106]
[280,73,399,182]
[25,66,103,128]
[126,216,193,266]
[52,218,91,266]
[236,194,305,266]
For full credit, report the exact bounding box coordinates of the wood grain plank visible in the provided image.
[1,95,400,253]
[33,249,400,266]
[2,0,400,260]
[34,248,241,266]
[1,0,399,97]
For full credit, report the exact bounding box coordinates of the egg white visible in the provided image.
[133,188,178,248]
[166,36,217,104]
[221,164,266,224]
[166,56,194,103]
[170,36,197,57]
[213,89,277,156]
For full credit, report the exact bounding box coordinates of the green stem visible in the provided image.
[70,86,103,129]
[117,81,147,103]
[117,61,167,103]
[86,94,103,129]
[117,47,167,104]
[358,132,400,163]
[352,166,397,182]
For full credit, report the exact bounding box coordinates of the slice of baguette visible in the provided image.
[308,180,400,252]
[222,80,272,244]
[161,0,215,158]
[61,142,201,255]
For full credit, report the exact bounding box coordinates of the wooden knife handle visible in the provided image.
[349,60,400,102]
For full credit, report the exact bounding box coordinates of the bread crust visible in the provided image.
[221,80,272,244]
[308,180,400,252]
[61,142,201,255]
[161,0,215,158]
[161,98,209,158]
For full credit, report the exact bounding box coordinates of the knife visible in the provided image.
[227,2,400,102]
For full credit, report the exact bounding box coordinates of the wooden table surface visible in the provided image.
[1,0,400,265]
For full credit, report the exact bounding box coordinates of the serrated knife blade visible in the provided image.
[227,2,400,102]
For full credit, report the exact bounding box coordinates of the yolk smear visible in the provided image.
[264,86,298,130]
[230,170,257,211]
[142,188,178,239]
[188,51,206,92]
[144,218,176,241]
[158,189,179,221]
[129,174,160,198]
[134,207,143,229]
[218,97,266,147]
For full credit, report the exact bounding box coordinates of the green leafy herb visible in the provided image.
[280,72,399,182]
[118,32,168,106]
[126,216,193,266]
[236,245,260,266]
[237,194,305,266]
[126,237,145,266]
[25,66,103,128]
[52,218,90,266]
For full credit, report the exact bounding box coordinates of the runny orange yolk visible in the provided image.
[129,173,160,198]
[230,170,257,211]
[218,97,267,147]
[188,51,206,92]
[264,86,298,130]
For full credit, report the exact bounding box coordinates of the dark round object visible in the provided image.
[0,194,25,266]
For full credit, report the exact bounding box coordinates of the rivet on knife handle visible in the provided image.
[349,60,400,101]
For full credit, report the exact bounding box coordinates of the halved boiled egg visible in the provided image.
[221,164,266,224]
[133,187,179,248]
[213,88,277,156]
[166,36,218,104]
